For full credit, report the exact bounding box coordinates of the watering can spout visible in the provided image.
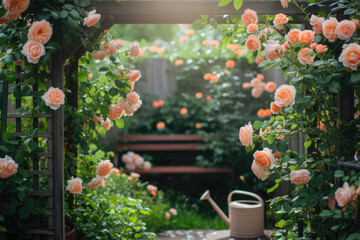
[200,190,230,227]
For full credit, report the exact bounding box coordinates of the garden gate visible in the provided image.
[7,1,341,239]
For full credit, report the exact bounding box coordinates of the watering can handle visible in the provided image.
[227,190,264,206]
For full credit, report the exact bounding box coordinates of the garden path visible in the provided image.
[156,230,271,240]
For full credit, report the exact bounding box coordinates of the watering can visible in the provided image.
[200,190,264,238]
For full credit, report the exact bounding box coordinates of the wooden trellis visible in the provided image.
[4,1,349,239]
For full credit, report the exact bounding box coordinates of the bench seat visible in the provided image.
[123,166,233,174]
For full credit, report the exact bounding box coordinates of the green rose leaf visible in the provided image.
[329,81,341,93]
[115,119,124,128]
[334,170,344,178]
[218,0,232,7]
[233,0,243,10]
[351,71,360,84]
[253,121,262,130]
[319,210,333,218]
[109,87,119,97]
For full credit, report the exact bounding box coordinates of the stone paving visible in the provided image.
[155,230,272,240]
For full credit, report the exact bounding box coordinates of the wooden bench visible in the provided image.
[115,134,233,175]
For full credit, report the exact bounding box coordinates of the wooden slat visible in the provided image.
[37,152,53,158]
[28,170,52,176]
[13,132,52,138]
[118,143,205,151]
[27,190,52,196]
[117,134,205,142]
[8,113,52,118]
[25,229,54,235]
[123,166,233,174]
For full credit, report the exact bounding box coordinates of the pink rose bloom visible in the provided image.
[310,15,324,34]
[264,40,284,61]
[147,184,158,192]
[336,20,356,40]
[91,49,107,60]
[242,82,251,89]
[143,161,152,170]
[239,122,253,147]
[254,148,274,170]
[127,92,140,105]
[109,168,120,177]
[280,0,290,9]
[165,212,171,220]
[339,43,360,70]
[84,10,101,27]
[21,40,45,64]
[290,169,310,185]
[125,163,136,171]
[100,118,111,131]
[274,84,296,107]
[335,182,353,207]
[109,105,123,120]
[250,78,261,88]
[97,160,113,177]
[298,48,314,65]
[356,186,360,195]
[169,208,177,216]
[251,87,263,98]
[184,28,195,36]
[273,13,289,27]
[265,82,277,93]
[323,17,338,42]
[66,177,83,194]
[129,42,141,58]
[0,155,18,178]
[251,161,268,180]
[113,39,123,46]
[27,20,53,44]
[101,42,117,55]
[3,0,29,13]
[87,176,103,189]
[122,154,133,164]
[130,172,140,180]
[241,9,258,27]
[42,87,65,110]
[245,35,261,52]
[134,154,144,168]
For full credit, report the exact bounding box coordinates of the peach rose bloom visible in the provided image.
[117,98,136,115]
[323,17,338,42]
[328,197,336,209]
[21,40,45,64]
[251,161,268,180]
[165,212,171,220]
[316,44,327,54]
[241,9,258,27]
[203,73,212,80]
[134,155,144,168]
[130,172,140,180]
[351,19,360,29]
[298,48,314,65]
[210,75,219,83]
[184,28,195,36]
[242,82,251,89]
[236,49,244,55]
[3,0,29,13]
[247,23,258,34]
[126,70,141,82]
[195,92,203,99]
[175,59,184,66]
[129,42,141,58]
[127,92,140,105]
[83,10,100,27]
[270,102,281,114]
[255,56,264,64]
[310,43,317,50]
[290,169,310,185]
[180,108,188,115]
[273,13,289,27]
[257,109,265,118]
[0,12,11,24]
[264,40,284,61]
[100,118,111,131]
[225,60,235,68]
[254,148,274,170]
[42,87,65,110]
[339,43,360,70]
[286,29,301,45]
[210,40,219,47]
[101,42,117,55]
[245,35,261,52]
[97,160,113,177]
[336,20,356,40]
[274,84,296,107]
[157,121,165,130]
[280,0,290,8]
[143,161,152,170]
[113,39,123,46]
[265,82,277,93]
[0,155,18,178]
[153,101,160,108]
[239,122,253,147]
[206,96,211,100]
[251,87,263,98]
[310,15,324,34]
[180,36,188,42]
[147,184,158,192]
[283,42,290,50]
[94,115,101,126]
[263,109,271,117]
[335,182,353,207]
[91,49,107,60]
[27,20,53,44]
[317,121,327,132]
[158,100,164,106]
[66,177,83,194]
[87,176,103,189]
[259,126,271,140]
[109,105,123,120]
[256,73,264,81]
[88,73,93,79]
[202,40,210,45]
[251,77,261,88]
[110,167,120,177]
[169,208,178,216]
[299,30,315,45]
[195,123,201,129]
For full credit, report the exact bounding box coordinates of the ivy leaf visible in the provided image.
[276,219,286,228]
[304,140,312,149]
[233,0,243,10]
[218,0,232,7]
